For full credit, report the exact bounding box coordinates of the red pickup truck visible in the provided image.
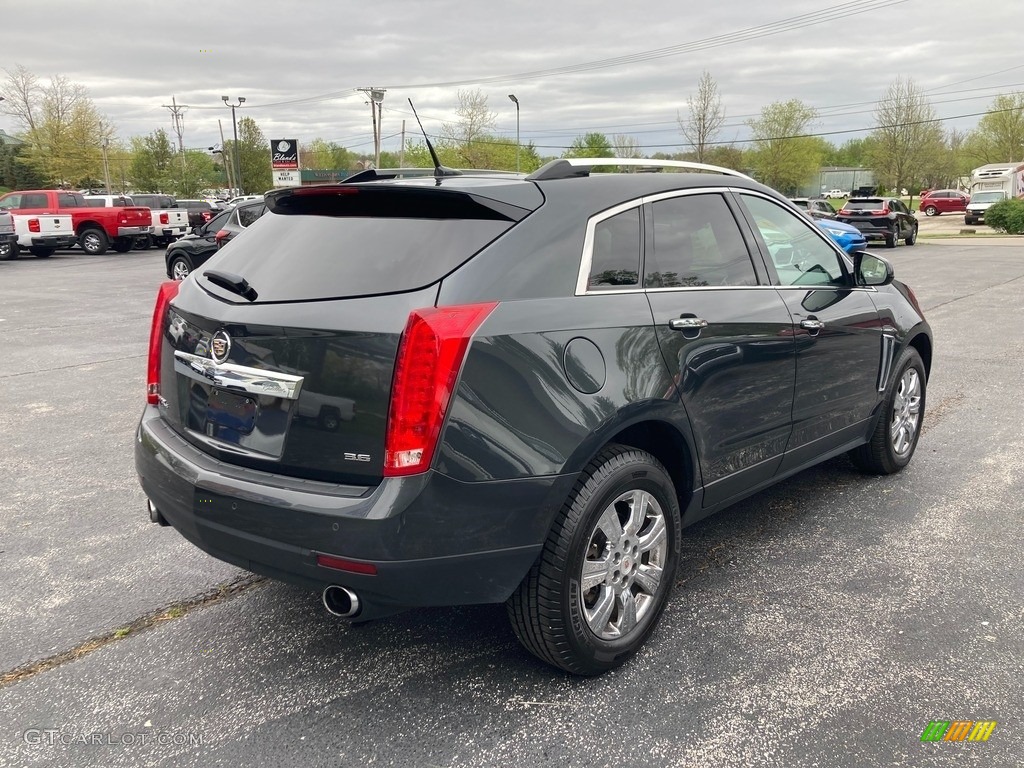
[0,189,151,255]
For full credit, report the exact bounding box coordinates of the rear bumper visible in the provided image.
[118,226,152,236]
[23,234,77,248]
[135,407,575,619]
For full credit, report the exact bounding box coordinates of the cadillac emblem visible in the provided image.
[210,330,231,363]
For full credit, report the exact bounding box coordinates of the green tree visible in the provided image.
[966,92,1024,164]
[0,65,113,186]
[565,132,614,158]
[868,77,942,196]
[0,142,46,189]
[300,138,356,170]
[129,129,176,192]
[746,99,820,193]
[230,116,272,194]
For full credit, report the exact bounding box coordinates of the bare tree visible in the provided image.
[612,134,642,158]
[869,77,942,196]
[440,89,498,166]
[678,71,725,163]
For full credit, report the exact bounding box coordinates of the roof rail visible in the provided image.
[341,167,522,183]
[526,158,752,182]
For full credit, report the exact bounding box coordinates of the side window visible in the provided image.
[588,207,640,289]
[646,194,756,287]
[22,193,49,208]
[2,194,21,209]
[742,195,847,288]
[57,193,80,207]
[238,205,261,227]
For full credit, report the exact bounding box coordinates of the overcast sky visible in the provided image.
[3,0,1023,160]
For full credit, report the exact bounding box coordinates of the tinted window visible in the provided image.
[589,208,641,288]
[238,204,264,228]
[21,193,49,208]
[843,199,886,211]
[646,194,756,288]
[742,195,846,287]
[202,211,513,302]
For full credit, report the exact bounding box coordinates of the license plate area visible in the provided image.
[206,389,257,434]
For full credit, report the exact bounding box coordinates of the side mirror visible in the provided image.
[853,251,894,287]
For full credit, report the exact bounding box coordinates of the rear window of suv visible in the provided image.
[200,187,523,302]
[843,199,886,210]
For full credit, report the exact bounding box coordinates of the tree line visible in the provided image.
[2,64,1022,198]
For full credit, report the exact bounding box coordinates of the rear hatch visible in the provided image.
[155,180,539,484]
[836,198,893,232]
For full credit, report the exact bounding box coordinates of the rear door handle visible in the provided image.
[668,317,708,331]
[800,319,825,332]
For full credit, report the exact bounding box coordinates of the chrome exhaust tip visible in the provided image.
[322,585,361,618]
[147,499,169,526]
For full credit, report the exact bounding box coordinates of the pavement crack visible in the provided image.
[0,573,266,689]
[0,354,146,380]
[924,271,1024,313]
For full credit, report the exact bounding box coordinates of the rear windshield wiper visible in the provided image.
[203,269,258,302]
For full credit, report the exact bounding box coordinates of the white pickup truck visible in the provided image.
[129,193,189,247]
[0,210,76,259]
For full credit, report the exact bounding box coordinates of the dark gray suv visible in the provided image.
[136,159,932,674]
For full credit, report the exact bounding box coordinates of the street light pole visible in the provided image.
[101,139,111,193]
[222,96,245,193]
[508,94,520,174]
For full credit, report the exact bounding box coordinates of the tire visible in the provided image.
[850,348,926,475]
[169,255,192,280]
[29,246,54,258]
[923,205,938,216]
[133,235,151,250]
[112,239,133,253]
[904,225,917,246]
[506,444,681,675]
[79,228,109,255]
[318,407,341,432]
[0,241,18,260]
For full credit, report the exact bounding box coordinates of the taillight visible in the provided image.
[28,218,40,233]
[119,212,128,225]
[202,211,213,222]
[214,230,229,247]
[146,281,181,405]
[880,206,891,215]
[160,213,169,225]
[838,209,849,216]
[384,302,498,476]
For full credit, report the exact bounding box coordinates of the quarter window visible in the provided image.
[646,194,756,288]
[742,195,847,288]
[588,207,641,288]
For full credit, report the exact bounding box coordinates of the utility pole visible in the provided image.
[101,139,111,193]
[218,119,234,193]
[162,96,189,192]
[359,88,386,168]
[222,96,245,193]
[400,120,406,168]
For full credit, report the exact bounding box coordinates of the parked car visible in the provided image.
[0,208,17,258]
[175,199,223,228]
[213,198,267,249]
[918,189,968,217]
[964,190,1007,225]
[224,194,263,208]
[0,189,151,254]
[164,208,231,280]
[813,218,868,254]
[789,197,837,220]
[836,197,918,248]
[822,189,847,199]
[129,194,189,247]
[138,158,932,675]
[2,212,76,259]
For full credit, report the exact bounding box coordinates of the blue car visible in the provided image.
[815,218,867,254]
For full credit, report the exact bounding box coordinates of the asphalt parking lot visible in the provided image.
[0,239,1021,767]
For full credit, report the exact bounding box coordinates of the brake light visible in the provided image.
[838,209,849,216]
[880,206,890,215]
[202,211,213,222]
[146,281,180,405]
[118,212,128,225]
[214,229,229,247]
[384,302,498,476]
[28,218,40,233]
[160,213,169,225]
